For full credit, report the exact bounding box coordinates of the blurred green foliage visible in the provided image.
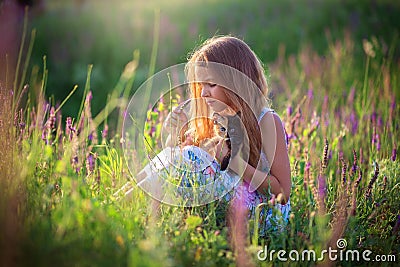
[28,0,400,118]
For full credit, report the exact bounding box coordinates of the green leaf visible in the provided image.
[186,215,202,230]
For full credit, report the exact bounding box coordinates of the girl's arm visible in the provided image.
[229,112,291,203]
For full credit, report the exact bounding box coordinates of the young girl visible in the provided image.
[167,36,291,234]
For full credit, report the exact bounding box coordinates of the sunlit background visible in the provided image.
[3,0,400,120]
[1,1,399,266]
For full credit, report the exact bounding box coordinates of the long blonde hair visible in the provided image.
[185,36,270,169]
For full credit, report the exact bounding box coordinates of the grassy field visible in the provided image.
[1,1,400,266]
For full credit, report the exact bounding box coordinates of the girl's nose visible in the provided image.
[200,84,210,97]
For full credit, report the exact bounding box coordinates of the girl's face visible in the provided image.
[195,66,231,112]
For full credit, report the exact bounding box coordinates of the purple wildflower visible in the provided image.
[341,158,347,184]
[86,153,96,174]
[376,134,381,151]
[287,105,293,117]
[351,149,358,176]
[72,155,80,174]
[347,87,355,105]
[73,155,79,165]
[371,129,376,145]
[87,90,93,101]
[349,111,358,134]
[322,139,329,169]
[355,169,362,187]
[304,161,311,189]
[41,106,57,144]
[48,106,56,129]
[305,161,311,172]
[307,88,314,100]
[323,95,328,108]
[377,115,383,129]
[88,132,93,142]
[392,148,397,161]
[41,129,48,144]
[370,111,377,125]
[390,97,396,111]
[359,147,364,166]
[318,174,327,200]
[287,133,296,140]
[95,167,101,188]
[66,117,72,136]
[102,123,108,140]
[65,117,76,141]
[365,162,379,199]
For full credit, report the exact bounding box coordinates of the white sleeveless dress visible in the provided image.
[143,107,291,235]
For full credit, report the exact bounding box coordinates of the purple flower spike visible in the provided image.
[390,97,396,112]
[86,153,95,174]
[305,161,311,172]
[376,134,381,151]
[371,128,377,146]
[318,174,327,199]
[49,106,56,129]
[41,129,48,144]
[347,87,355,105]
[350,112,358,134]
[307,88,314,100]
[87,91,93,101]
[323,95,328,105]
[377,115,383,128]
[371,111,377,125]
[102,123,108,139]
[392,148,397,161]
[355,169,362,187]
[365,162,379,199]
[287,105,293,116]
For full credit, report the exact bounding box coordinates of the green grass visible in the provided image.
[1,30,399,266]
[1,2,400,265]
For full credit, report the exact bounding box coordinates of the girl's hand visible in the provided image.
[163,106,188,133]
[163,104,189,147]
[215,139,230,164]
